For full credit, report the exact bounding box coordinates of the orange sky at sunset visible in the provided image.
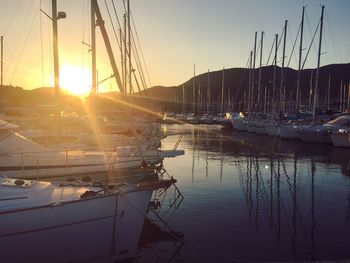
[1,0,349,95]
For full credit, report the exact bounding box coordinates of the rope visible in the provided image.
[3,0,22,36]
[121,0,151,89]
[287,23,299,68]
[266,36,275,66]
[10,1,40,84]
[302,20,320,70]
[305,9,318,63]
[325,9,342,62]
[39,0,44,87]
[5,0,36,83]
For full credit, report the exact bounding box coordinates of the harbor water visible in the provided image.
[137,124,350,262]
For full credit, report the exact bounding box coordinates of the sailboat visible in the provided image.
[0,1,184,180]
[0,174,156,262]
[0,118,170,179]
[295,6,337,144]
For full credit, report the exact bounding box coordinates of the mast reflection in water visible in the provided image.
[145,124,350,262]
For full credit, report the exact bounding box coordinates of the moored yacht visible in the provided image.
[330,128,350,147]
[0,175,156,262]
[297,115,350,144]
[0,119,183,179]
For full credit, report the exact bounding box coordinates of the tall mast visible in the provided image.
[220,67,225,114]
[198,81,201,115]
[273,34,278,115]
[92,0,124,93]
[280,20,287,112]
[296,7,305,112]
[251,32,257,112]
[193,63,196,114]
[207,69,210,115]
[127,0,132,94]
[1,35,3,86]
[248,51,252,112]
[123,14,127,92]
[327,74,331,110]
[52,0,60,98]
[312,5,325,121]
[182,84,185,114]
[258,31,264,112]
[91,1,97,94]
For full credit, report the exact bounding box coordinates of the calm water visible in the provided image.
[137,124,350,262]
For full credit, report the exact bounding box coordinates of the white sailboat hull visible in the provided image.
[279,125,299,139]
[331,131,350,147]
[0,180,152,262]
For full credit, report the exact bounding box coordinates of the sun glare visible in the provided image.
[59,65,91,96]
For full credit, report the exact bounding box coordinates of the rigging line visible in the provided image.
[266,36,276,66]
[276,26,284,64]
[305,9,318,63]
[104,0,121,50]
[82,0,90,43]
[124,12,148,90]
[325,10,341,62]
[121,0,151,89]
[302,20,320,70]
[131,15,152,88]
[10,1,40,85]
[5,0,36,81]
[81,0,90,87]
[3,0,22,36]
[232,53,251,107]
[39,0,44,87]
[286,23,299,68]
[110,0,147,92]
[110,0,123,31]
[130,31,147,89]
[124,15,148,91]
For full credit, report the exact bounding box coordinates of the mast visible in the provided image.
[248,51,253,112]
[91,1,97,94]
[309,70,314,111]
[296,7,305,112]
[123,14,127,92]
[258,31,264,112]
[327,74,331,110]
[312,5,324,122]
[251,32,257,112]
[207,70,210,115]
[273,34,278,114]
[220,67,225,114]
[193,63,196,114]
[348,83,350,110]
[127,0,132,94]
[52,0,60,98]
[280,20,287,113]
[91,0,124,93]
[198,81,201,115]
[340,80,343,111]
[182,84,185,114]
[1,35,3,86]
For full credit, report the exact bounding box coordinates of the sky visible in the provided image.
[0,0,350,94]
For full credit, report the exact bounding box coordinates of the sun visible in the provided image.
[59,64,91,96]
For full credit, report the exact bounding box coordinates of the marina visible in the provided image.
[1,0,350,262]
[137,124,350,262]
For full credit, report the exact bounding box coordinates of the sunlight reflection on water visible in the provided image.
[138,124,350,262]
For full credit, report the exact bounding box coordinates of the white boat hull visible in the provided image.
[298,130,332,144]
[0,186,152,262]
[279,125,299,139]
[331,131,350,147]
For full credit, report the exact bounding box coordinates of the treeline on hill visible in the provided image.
[1,63,349,115]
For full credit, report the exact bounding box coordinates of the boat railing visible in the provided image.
[4,149,115,171]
